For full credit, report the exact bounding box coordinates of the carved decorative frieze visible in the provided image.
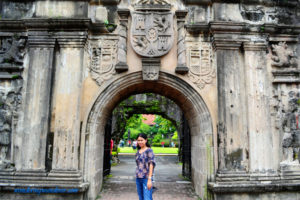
[186,42,215,89]
[0,84,22,170]
[130,11,174,57]
[0,37,26,70]
[88,37,118,86]
[271,42,298,68]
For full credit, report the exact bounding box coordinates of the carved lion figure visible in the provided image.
[271,42,297,68]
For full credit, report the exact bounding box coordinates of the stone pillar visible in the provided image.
[243,42,274,172]
[16,34,55,171]
[213,39,249,172]
[50,34,86,173]
[175,10,189,74]
[115,9,130,72]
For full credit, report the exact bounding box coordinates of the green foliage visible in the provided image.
[152,134,162,143]
[154,115,176,136]
[11,75,20,79]
[152,143,161,147]
[297,99,300,105]
[171,131,178,141]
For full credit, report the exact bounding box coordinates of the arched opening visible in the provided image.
[102,93,192,184]
[82,72,214,199]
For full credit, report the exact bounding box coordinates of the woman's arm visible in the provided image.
[147,163,154,190]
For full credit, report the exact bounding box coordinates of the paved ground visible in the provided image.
[97,155,199,200]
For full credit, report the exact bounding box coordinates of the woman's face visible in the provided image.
[137,136,147,148]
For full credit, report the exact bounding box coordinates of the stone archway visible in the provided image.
[82,72,214,200]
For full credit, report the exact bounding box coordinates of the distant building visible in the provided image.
[142,114,156,126]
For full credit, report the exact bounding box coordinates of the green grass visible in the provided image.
[119,147,178,154]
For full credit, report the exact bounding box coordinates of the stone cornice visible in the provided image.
[28,37,56,48]
[272,70,300,83]
[117,8,130,19]
[209,181,300,193]
[176,10,188,19]
[212,34,245,50]
[24,18,91,31]
[243,42,267,51]
[185,23,209,34]
[0,20,26,32]
[184,0,299,7]
[0,170,89,192]
[0,19,108,34]
[90,0,120,5]
[56,33,88,48]
[186,21,300,36]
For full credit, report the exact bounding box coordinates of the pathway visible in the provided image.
[97,155,199,200]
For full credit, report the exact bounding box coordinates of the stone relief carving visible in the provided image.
[0,37,26,68]
[0,85,22,170]
[142,58,160,81]
[240,5,264,22]
[271,42,298,68]
[88,38,118,86]
[280,91,300,165]
[131,11,174,57]
[187,42,215,89]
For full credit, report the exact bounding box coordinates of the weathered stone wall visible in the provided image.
[0,0,299,199]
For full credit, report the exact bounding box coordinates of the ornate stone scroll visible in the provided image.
[187,42,215,89]
[88,37,118,86]
[0,37,26,69]
[131,11,174,58]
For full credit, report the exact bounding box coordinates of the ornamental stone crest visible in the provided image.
[131,11,174,58]
[88,37,118,86]
[187,42,215,89]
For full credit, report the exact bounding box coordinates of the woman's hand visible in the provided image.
[147,178,152,190]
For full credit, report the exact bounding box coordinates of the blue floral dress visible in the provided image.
[135,148,156,179]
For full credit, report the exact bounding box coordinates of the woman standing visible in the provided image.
[135,133,156,200]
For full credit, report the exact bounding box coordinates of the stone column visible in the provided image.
[213,38,249,172]
[115,9,130,72]
[243,42,274,172]
[175,10,189,74]
[50,34,86,173]
[16,34,55,171]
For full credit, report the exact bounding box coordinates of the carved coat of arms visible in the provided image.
[131,12,174,57]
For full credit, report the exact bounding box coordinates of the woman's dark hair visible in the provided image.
[136,133,151,149]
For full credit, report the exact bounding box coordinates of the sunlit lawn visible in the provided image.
[119,147,178,154]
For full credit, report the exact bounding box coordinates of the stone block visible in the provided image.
[95,6,108,23]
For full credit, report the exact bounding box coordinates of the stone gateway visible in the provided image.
[0,0,299,200]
